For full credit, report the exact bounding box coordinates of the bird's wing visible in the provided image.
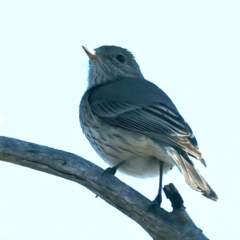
[88,77,201,158]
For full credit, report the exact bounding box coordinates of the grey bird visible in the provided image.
[79,45,218,205]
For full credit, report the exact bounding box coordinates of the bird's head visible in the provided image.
[82,45,144,88]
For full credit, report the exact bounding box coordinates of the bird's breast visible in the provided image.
[80,110,174,177]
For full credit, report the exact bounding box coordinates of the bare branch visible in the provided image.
[0,136,208,240]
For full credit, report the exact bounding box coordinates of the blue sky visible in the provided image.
[0,1,240,239]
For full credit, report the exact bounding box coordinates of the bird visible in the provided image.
[79,45,218,206]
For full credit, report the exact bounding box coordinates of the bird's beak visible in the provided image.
[82,45,98,60]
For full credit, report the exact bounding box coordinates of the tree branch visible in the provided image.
[0,136,208,240]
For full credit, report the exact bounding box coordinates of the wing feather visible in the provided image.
[87,77,200,157]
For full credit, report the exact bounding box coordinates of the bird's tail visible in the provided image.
[167,147,218,201]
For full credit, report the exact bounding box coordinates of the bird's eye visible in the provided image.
[116,54,125,63]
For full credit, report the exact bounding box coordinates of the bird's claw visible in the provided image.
[102,167,117,176]
[147,195,162,211]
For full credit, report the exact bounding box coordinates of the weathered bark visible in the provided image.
[0,136,208,240]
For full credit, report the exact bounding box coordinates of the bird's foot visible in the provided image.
[147,194,162,211]
[96,162,123,198]
[102,167,117,176]
[96,168,116,198]
[102,162,124,177]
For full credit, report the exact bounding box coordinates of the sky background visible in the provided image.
[0,1,240,239]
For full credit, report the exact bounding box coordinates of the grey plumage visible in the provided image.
[80,45,218,201]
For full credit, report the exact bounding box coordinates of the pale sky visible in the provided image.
[0,1,240,239]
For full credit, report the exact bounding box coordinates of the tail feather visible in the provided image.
[167,147,218,201]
